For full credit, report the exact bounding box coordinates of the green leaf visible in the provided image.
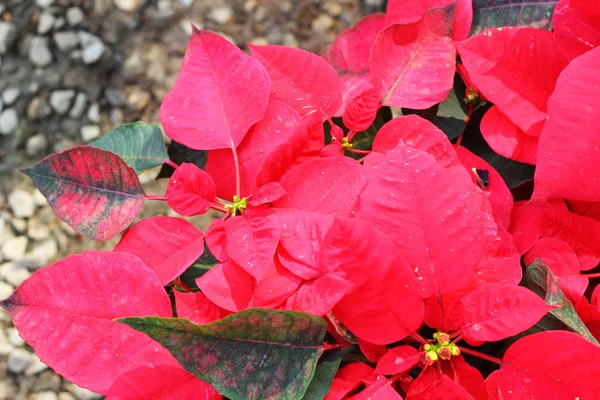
[470,0,557,36]
[523,258,599,345]
[118,309,327,400]
[460,106,534,189]
[303,349,342,400]
[92,122,168,174]
[156,140,208,179]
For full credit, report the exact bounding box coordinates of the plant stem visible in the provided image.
[165,159,179,169]
[581,272,600,278]
[457,346,502,365]
[411,331,428,345]
[347,130,358,142]
[144,195,167,201]
[231,146,241,198]
[211,201,229,214]
[348,148,371,155]
[173,278,194,293]
[452,334,463,344]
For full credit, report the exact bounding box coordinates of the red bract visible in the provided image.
[12,4,600,399]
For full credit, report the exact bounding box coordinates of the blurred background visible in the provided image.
[0,0,385,398]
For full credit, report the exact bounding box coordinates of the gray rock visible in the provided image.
[64,384,102,400]
[208,5,233,24]
[1,237,28,261]
[7,327,23,347]
[26,134,48,157]
[8,189,35,218]
[82,40,105,64]
[53,17,66,30]
[29,37,53,67]
[7,348,32,373]
[27,96,53,120]
[37,12,56,35]
[31,392,58,400]
[81,124,101,142]
[36,0,55,7]
[2,87,21,105]
[34,371,61,392]
[69,92,88,118]
[53,31,79,52]
[22,238,58,269]
[0,329,12,356]
[66,7,85,26]
[49,89,75,114]
[115,0,146,12]
[0,108,18,135]
[25,354,49,376]
[0,97,3,113]
[87,103,100,123]
[0,281,12,303]
[0,22,16,54]
[105,88,127,106]
[0,261,31,286]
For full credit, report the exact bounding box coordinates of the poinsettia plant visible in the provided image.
[5,0,600,398]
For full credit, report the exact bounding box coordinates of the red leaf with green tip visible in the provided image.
[480,105,538,165]
[456,28,567,134]
[118,309,327,400]
[115,216,205,285]
[407,367,475,399]
[174,291,231,325]
[249,44,341,119]
[375,345,421,376]
[553,0,600,61]
[166,163,216,216]
[196,260,255,312]
[0,251,177,394]
[22,146,145,241]
[106,365,221,400]
[225,207,280,280]
[533,46,600,202]
[460,283,553,342]
[499,331,600,398]
[205,100,302,199]
[342,88,381,132]
[371,5,456,109]
[159,29,270,150]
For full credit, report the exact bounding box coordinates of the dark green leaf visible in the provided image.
[92,122,168,174]
[179,246,218,289]
[351,106,393,153]
[118,309,327,400]
[156,140,208,179]
[470,0,557,36]
[460,106,535,189]
[522,258,599,345]
[303,349,342,400]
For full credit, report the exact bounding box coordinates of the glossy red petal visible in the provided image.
[248,182,287,206]
[285,273,352,316]
[485,370,500,400]
[195,260,255,312]
[0,251,177,394]
[372,5,456,109]
[326,362,376,400]
[252,260,302,309]
[407,367,475,400]
[106,365,221,400]
[452,357,486,400]
[350,375,403,400]
[524,238,580,277]
[553,0,600,61]
[166,163,216,216]
[225,207,280,280]
[115,216,204,285]
[375,345,421,376]
[499,331,600,398]
[160,29,270,150]
[357,339,388,363]
[456,28,568,134]
[250,44,341,119]
[173,291,231,325]
[534,46,600,202]
[480,105,538,165]
[460,283,553,342]
[205,219,228,262]
[342,88,381,132]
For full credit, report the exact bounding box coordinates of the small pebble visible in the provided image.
[208,5,233,24]
[25,353,49,376]
[81,125,101,141]
[36,0,55,7]
[1,237,28,261]
[0,108,18,135]
[0,22,17,54]
[37,12,56,34]
[115,0,146,12]
[8,189,35,218]
[7,349,32,373]
[8,328,24,347]
[33,189,47,207]
[66,7,85,26]
[0,262,31,286]
[69,92,88,118]
[2,87,21,106]
[49,89,75,114]
[26,134,48,157]
[87,103,100,123]
[29,37,53,67]
[53,31,79,52]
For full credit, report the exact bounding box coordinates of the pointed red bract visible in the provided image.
[115,216,205,285]
[499,331,600,398]
[460,283,553,342]
[106,365,221,400]
[160,29,270,150]
[371,5,456,109]
[480,106,538,165]
[326,362,376,400]
[205,100,302,199]
[252,260,302,309]
[485,371,500,400]
[0,251,177,394]
[166,163,216,216]
[22,146,145,241]
[342,88,381,132]
[375,345,421,376]
[225,207,280,280]
[249,44,341,119]
[248,182,287,206]
[553,0,600,61]
[407,367,475,399]
[285,273,352,316]
[534,46,600,202]
[351,375,403,399]
[451,357,486,400]
[456,28,568,134]
[196,260,254,312]
[173,291,231,325]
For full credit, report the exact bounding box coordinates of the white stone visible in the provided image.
[32,392,59,400]
[8,327,24,347]
[22,238,58,269]
[53,31,79,52]
[0,281,14,302]
[312,14,333,33]
[1,237,28,261]
[27,218,51,241]
[82,40,104,64]
[0,262,31,286]
[81,124,101,141]
[58,393,76,400]
[87,103,100,123]
[2,87,20,105]
[38,12,55,34]
[0,329,12,356]
[0,108,18,135]
[115,0,146,12]
[25,353,49,376]
[66,7,85,26]
[29,37,53,67]
[50,89,75,115]
[36,0,55,7]
[26,134,48,157]
[64,383,102,400]
[8,189,35,218]
[10,218,26,233]
[32,189,47,207]
[208,6,233,24]
[0,22,17,54]
[69,92,88,118]
[7,348,32,373]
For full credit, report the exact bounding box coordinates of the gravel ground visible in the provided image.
[0,0,386,398]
